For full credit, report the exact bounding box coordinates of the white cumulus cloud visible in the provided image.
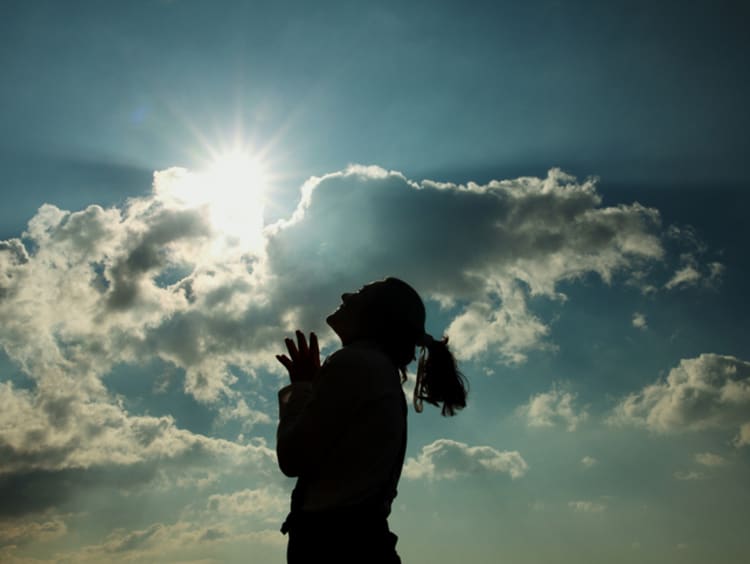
[519,385,588,431]
[632,312,648,330]
[665,265,702,290]
[694,452,727,467]
[402,439,528,480]
[610,354,750,433]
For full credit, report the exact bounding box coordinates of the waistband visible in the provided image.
[281,502,390,535]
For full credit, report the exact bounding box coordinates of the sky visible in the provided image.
[1,1,749,562]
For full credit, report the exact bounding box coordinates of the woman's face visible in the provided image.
[326,282,382,345]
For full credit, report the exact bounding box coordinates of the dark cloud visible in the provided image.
[107,207,211,310]
[0,464,157,518]
[0,380,278,518]
[0,238,28,301]
[265,166,664,361]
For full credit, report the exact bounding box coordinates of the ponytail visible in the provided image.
[414,335,468,417]
[357,277,468,416]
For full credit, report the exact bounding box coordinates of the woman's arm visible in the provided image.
[276,346,362,477]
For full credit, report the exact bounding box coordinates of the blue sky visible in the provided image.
[1,1,749,562]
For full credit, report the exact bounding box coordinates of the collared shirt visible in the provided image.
[276,340,407,512]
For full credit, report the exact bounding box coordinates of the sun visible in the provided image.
[204,150,268,203]
[166,148,270,253]
[201,150,269,250]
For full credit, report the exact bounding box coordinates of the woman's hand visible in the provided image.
[276,330,320,384]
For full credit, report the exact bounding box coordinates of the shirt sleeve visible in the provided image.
[276,350,361,478]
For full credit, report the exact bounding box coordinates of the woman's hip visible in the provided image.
[284,508,400,564]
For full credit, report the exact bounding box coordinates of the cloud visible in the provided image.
[0,381,276,476]
[0,162,733,564]
[268,166,667,363]
[0,164,696,554]
[0,380,278,517]
[568,500,606,513]
[632,312,647,330]
[581,456,598,468]
[39,485,288,563]
[708,262,725,282]
[610,354,750,433]
[0,514,67,548]
[663,225,724,291]
[0,239,29,301]
[402,439,528,480]
[49,519,284,564]
[694,452,727,467]
[664,265,701,290]
[0,166,671,407]
[445,280,551,363]
[674,471,705,481]
[518,385,588,431]
[216,398,272,431]
[206,487,286,518]
[733,422,750,448]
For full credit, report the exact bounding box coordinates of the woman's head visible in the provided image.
[326,277,467,416]
[327,277,424,355]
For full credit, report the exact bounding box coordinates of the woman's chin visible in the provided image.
[326,315,344,341]
[325,313,337,330]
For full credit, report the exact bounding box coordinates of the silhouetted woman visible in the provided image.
[276,277,468,563]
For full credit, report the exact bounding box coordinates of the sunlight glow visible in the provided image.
[169,149,269,254]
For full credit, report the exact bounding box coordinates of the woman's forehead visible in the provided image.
[358,280,386,294]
